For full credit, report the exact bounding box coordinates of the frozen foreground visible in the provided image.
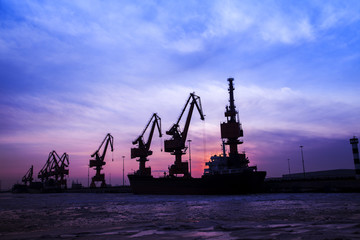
[1,192,360,239]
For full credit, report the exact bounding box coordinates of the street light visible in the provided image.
[300,145,305,178]
[188,139,192,177]
[287,158,291,174]
[88,164,90,188]
[122,156,125,186]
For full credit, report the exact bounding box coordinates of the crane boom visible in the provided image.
[38,150,59,181]
[181,93,204,145]
[174,93,204,126]
[57,153,69,187]
[22,165,33,185]
[146,114,162,150]
[91,133,114,160]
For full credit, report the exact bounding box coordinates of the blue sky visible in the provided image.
[1,0,360,189]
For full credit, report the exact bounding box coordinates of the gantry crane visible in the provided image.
[165,92,205,177]
[22,165,33,186]
[89,133,114,188]
[131,113,162,176]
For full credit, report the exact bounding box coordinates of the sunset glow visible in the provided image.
[1,1,360,189]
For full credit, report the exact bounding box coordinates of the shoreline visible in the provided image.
[8,178,360,194]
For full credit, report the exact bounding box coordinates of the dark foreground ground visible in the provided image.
[1,192,360,239]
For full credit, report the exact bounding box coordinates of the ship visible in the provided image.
[128,78,266,194]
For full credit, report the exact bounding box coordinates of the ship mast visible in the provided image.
[220,78,248,168]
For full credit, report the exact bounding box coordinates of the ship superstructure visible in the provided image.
[204,78,257,175]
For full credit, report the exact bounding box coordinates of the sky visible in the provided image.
[1,0,360,190]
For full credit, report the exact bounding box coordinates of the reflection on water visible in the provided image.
[0,193,360,239]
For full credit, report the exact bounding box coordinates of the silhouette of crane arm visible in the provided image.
[131,113,162,159]
[91,133,114,161]
[145,114,162,150]
[22,165,33,184]
[132,113,162,145]
[181,93,205,145]
[164,92,205,153]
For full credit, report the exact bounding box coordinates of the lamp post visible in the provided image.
[188,139,192,177]
[122,156,125,186]
[287,158,291,174]
[300,146,305,178]
[87,164,90,188]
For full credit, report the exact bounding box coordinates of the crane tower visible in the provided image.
[131,113,162,176]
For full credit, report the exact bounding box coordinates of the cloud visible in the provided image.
[2,78,358,151]
[203,0,317,45]
[204,0,254,37]
[260,17,315,44]
[1,0,360,189]
[318,1,360,29]
[235,84,360,138]
[166,38,204,53]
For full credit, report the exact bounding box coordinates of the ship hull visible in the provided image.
[128,171,266,195]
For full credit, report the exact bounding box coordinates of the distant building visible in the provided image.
[282,169,355,180]
[71,181,83,189]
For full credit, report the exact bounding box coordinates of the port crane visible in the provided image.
[131,113,162,176]
[22,165,33,186]
[38,150,70,188]
[165,92,205,177]
[89,133,114,188]
[38,150,60,182]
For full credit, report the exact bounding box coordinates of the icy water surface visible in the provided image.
[1,193,360,239]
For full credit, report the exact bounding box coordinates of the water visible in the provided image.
[1,193,360,239]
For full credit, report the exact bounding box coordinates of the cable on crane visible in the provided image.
[202,119,207,162]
